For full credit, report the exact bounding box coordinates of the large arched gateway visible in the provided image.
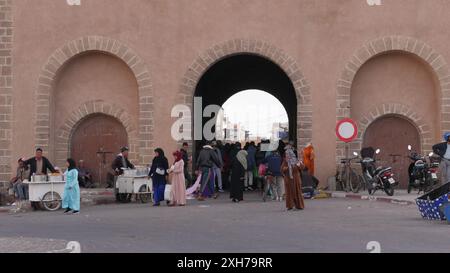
[178,39,312,166]
[193,54,297,156]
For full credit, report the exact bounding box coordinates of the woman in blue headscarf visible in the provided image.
[62,158,80,214]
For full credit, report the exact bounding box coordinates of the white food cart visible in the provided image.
[24,175,65,211]
[115,168,152,203]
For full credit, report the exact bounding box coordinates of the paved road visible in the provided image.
[0,193,449,253]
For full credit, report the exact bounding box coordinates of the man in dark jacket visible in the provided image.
[24,148,56,180]
[245,142,257,191]
[196,142,221,201]
[255,142,267,190]
[212,141,224,193]
[433,133,450,184]
[112,146,135,176]
[262,151,284,201]
[180,142,193,187]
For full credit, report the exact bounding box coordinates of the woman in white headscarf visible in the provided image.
[230,149,248,203]
[281,145,305,211]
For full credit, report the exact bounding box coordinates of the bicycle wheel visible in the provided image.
[349,170,360,193]
[334,170,340,189]
[359,175,366,191]
[340,168,349,192]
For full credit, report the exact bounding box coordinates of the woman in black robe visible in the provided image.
[148,148,169,206]
[230,150,247,203]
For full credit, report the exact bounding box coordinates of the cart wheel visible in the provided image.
[117,193,131,203]
[42,191,62,211]
[117,193,126,203]
[31,201,42,211]
[139,185,152,203]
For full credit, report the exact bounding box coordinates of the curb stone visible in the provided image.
[0,193,117,214]
[326,191,416,206]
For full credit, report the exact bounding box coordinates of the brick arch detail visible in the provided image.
[34,36,154,165]
[53,100,138,168]
[336,35,450,160]
[352,103,429,157]
[178,38,312,148]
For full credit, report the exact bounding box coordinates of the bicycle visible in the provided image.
[336,156,362,193]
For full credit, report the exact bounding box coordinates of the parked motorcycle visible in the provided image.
[407,145,439,194]
[355,147,398,196]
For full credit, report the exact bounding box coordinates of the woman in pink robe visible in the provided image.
[168,151,186,206]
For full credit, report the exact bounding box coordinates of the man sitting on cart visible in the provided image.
[24,148,57,179]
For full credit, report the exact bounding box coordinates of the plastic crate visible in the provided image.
[416,183,450,220]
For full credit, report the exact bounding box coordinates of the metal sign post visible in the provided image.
[336,118,359,192]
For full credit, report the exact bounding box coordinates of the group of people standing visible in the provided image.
[148,148,187,207]
[190,139,316,211]
[7,139,316,213]
[8,148,80,214]
[110,146,187,207]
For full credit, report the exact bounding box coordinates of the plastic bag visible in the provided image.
[164,184,172,201]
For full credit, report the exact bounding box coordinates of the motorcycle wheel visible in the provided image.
[384,184,394,196]
[424,182,434,193]
[363,176,374,195]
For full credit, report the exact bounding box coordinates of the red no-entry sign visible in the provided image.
[336,118,358,143]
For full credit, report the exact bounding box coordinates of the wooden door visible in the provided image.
[71,114,128,186]
[363,115,420,189]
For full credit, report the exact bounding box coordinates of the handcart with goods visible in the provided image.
[24,173,65,211]
[115,167,153,203]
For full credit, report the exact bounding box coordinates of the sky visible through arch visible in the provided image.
[220,90,289,139]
